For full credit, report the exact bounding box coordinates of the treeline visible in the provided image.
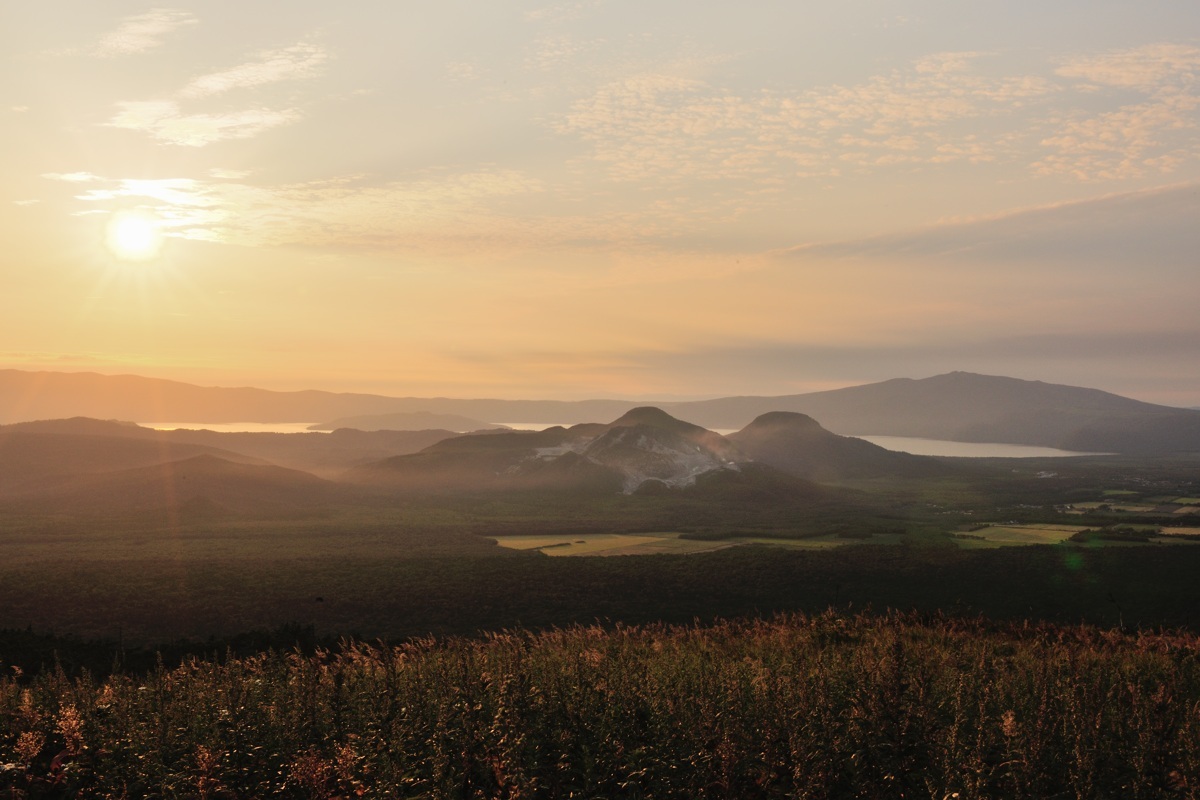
[7,544,1200,651]
[3,612,1200,798]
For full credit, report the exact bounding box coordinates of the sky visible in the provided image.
[2,2,1199,405]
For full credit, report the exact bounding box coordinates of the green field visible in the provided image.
[1149,496,1200,505]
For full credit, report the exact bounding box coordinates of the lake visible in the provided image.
[142,422,325,434]
[855,435,1107,458]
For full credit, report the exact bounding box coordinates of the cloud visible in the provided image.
[558,43,1200,188]
[526,34,596,72]
[1034,90,1199,180]
[782,182,1200,269]
[524,1,601,24]
[446,61,480,81]
[1056,43,1200,91]
[181,43,328,98]
[12,200,40,206]
[1031,45,1200,180]
[105,101,300,146]
[102,39,325,147]
[41,172,101,182]
[10,106,29,113]
[93,8,197,57]
[558,52,1059,185]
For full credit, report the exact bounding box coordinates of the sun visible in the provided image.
[105,210,164,261]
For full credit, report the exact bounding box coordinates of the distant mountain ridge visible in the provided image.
[0,417,464,479]
[668,372,1200,454]
[3,368,1199,453]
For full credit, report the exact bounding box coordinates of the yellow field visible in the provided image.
[493,534,677,555]
[491,532,905,556]
[1073,502,1159,513]
[958,524,1089,548]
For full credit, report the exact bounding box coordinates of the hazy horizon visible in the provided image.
[4,3,1200,406]
[4,364,1200,410]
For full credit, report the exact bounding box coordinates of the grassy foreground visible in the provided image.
[4,612,1200,799]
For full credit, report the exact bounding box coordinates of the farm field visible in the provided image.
[957,523,1091,548]
[958,523,1200,549]
[1159,527,1200,537]
[491,531,906,556]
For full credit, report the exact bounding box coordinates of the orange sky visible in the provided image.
[3,3,1199,405]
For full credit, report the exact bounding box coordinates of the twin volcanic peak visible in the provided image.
[351,406,946,494]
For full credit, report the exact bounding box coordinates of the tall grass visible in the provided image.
[3,611,1199,798]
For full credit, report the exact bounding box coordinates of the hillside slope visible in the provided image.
[5,454,345,517]
[728,412,954,481]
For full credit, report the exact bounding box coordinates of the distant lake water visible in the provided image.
[143,422,325,434]
[855,436,1107,458]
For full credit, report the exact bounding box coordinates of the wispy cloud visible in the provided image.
[780,182,1200,269]
[181,43,328,98]
[41,172,101,183]
[93,8,197,57]
[105,101,300,147]
[103,40,326,146]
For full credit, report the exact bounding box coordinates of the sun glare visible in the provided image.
[105,211,164,261]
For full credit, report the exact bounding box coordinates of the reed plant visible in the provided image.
[3,611,1199,798]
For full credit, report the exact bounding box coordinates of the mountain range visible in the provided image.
[3,368,1199,453]
[0,408,950,516]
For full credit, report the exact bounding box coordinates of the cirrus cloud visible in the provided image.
[105,101,300,146]
[181,43,328,98]
[93,8,197,57]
